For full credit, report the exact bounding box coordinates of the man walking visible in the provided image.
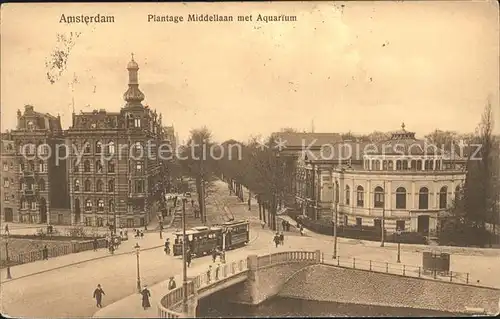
[4,224,9,235]
[168,276,177,290]
[93,238,98,251]
[93,284,105,308]
[186,250,192,267]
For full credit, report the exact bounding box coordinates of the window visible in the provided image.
[109,200,115,212]
[3,162,8,171]
[396,187,406,209]
[356,186,364,207]
[39,161,47,172]
[20,163,25,172]
[85,217,92,226]
[374,186,384,208]
[419,187,429,209]
[4,192,9,201]
[134,142,142,154]
[21,199,28,209]
[135,161,143,174]
[3,178,10,188]
[28,160,35,171]
[74,199,81,213]
[96,160,103,173]
[382,160,388,170]
[396,220,406,231]
[38,179,46,191]
[107,141,115,155]
[84,141,91,153]
[83,160,91,172]
[97,199,104,211]
[396,160,402,170]
[374,219,381,229]
[40,145,49,156]
[108,179,115,192]
[388,161,393,170]
[84,179,92,192]
[108,160,115,173]
[439,186,448,209]
[343,215,348,225]
[85,199,92,211]
[97,217,104,227]
[134,180,145,193]
[74,179,80,191]
[134,118,141,128]
[416,160,422,170]
[31,201,37,210]
[402,160,408,170]
[73,160,79,172]
[95,141,102,154]
[356,217,362,227]
[345,186,350,205]
[96,179,104,192]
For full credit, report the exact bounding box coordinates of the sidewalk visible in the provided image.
[0,231,169,282]
[93,231,276,318]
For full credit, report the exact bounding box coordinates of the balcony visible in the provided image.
[22,171,36,177]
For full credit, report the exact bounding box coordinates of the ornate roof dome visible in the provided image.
[127,53,139,69]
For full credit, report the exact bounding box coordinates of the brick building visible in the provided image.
[66,55,168,228]
[1,105,70,224]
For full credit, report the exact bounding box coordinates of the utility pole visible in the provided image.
[333,179,339,259]
[381,180,386,247]
[181,196,188,314]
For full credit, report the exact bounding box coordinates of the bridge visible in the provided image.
[157,250,500,318]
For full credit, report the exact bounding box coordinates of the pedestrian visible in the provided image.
[136,229,140,238]
[93,238,98,251]
[119,229,123,237]
[207,265,212,283]
[140,230,144,239]
[42,245,49,260]
[261,220,266,229]
[212,248,218,263]
[141,285,151,310]
[215,263,220,280]
[93,284,105,308]
[273,234,280,248]
[280,231,284,245]
[168,277,177,290]
[186,250,192,267]
[282,220,286,231]
[164,239,170,255]
[4,224,9,235]
[300,225,304,236]
[220,250,226,264]
[191,199,194,207]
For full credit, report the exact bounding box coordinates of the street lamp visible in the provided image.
[396,229,402,263]
[134,242,141,292]
[333,180,339,259]
[5,234,12,279]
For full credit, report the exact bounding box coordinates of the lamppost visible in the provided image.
[381,180,386,247]
[181,195,188,314]
[396,229,401,263]
[5,234,12,279]
[333,180,339,259]
[134,242,141,292]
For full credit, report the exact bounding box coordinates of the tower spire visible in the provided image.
[123,53,145,107]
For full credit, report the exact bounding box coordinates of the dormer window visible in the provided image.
[134,118,141,128]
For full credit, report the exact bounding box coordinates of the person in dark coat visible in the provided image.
[93,284,105,308]
[273,234,280,248]
[93,238,98,251]
[141,286,151,310]
[42,245,49,260]
[186,250,192,267]
[207,265,212,283]
[168,277,176,290]
[279,232,284,245]
[211,249,218,263]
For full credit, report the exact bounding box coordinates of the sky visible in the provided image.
[1,1,499,142]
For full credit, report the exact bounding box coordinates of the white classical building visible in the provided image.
[295,124,467,236]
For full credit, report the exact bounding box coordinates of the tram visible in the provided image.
[172,220,250,258]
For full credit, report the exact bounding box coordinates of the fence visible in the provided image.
[320,253,472,285]
[3,238,107,267]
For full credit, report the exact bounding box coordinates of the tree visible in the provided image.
[178,127,217,224]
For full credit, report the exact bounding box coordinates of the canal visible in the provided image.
[198,295,464,317]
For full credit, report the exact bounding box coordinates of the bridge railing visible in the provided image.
[193,258,248,290]
[257,251,317,268]
[158,286,184,318]
[321,253,472,285]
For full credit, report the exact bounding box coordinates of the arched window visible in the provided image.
[439,186,448,209]
[84,140,91,153]
[382,160,388,170]
[74,179,80,191]
[396,160,402,170]
[38,179,46,191]
[396,187,406,209]
[108,160,115,173]
[85,198,92,211]
[95,141,103,154]
[108,199,115,212]
[84,179,92,192]
[97,199,104,211]
[345,186,350,205]
[95,160,103,173]
[39,160,45,172]
[96,179,104,192]
[374,186,384,208]
[402,160,408,170]
[356,186,364,207]
[73,160,79,172]
[419,187,429,209]
[108,179,115,192]
[416,160,422,170]
[83,160,91,172]
[28,160,35,171]
[388,161,394,170]
[107,141,115,155]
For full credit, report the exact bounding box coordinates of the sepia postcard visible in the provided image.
[1,1,499,318]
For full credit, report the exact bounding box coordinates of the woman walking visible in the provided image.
[141,285,151,310]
